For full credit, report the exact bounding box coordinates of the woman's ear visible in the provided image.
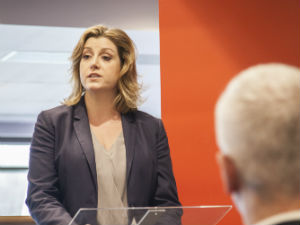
[216,152,240,194]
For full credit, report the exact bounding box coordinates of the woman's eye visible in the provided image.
[102,56,111,61]
[82,54,90,59]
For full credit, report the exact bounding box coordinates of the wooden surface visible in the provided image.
[0,216,35,225]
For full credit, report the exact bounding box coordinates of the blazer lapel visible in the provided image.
[121,112,137,185]
[73,98,97,190]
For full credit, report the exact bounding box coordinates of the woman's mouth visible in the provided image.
[88,73,101,78]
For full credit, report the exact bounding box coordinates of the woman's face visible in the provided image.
[79,37,121,94]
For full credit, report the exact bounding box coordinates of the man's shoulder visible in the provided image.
[276,221,300,225]
[255,210,300,225]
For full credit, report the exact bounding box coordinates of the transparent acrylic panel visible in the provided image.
[69,206,232,225]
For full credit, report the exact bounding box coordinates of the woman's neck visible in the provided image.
[84,90,120,126]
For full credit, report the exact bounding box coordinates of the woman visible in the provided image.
[26,25,180,225]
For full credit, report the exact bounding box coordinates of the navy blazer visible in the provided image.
[26,97,180,225]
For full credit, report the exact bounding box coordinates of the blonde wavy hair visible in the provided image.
[64,25,141,113]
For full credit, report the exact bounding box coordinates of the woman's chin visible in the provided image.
[85,84,103,91]
[85,86,116,94]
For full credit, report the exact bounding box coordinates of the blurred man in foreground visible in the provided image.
[215,63,300,225]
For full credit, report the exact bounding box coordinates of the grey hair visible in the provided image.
[215,63,300,199]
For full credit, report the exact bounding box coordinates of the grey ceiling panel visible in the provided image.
[0,0,158,30]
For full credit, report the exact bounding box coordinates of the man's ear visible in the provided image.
[216,152,240,194]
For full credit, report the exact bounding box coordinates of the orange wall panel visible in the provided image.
[159,1,299,224]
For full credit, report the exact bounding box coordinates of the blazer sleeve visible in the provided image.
[152,119,181,207]
[26,111,73,225]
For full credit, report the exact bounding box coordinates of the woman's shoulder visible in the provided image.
[124,110,164,132]
[129,110,167,138]
[133,110,161,122]
[37,104,74,123]
[41,104,72,116]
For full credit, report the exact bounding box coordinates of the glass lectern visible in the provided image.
[68,205,232,225]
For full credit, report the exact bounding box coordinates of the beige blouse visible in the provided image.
[91,131,128,225]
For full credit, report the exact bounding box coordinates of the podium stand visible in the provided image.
[68,206,232,225]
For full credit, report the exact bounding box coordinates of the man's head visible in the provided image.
[215,63,300,224]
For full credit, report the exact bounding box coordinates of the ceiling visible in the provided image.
[0,0,159,30]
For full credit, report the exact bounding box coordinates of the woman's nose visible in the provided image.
[90,57,100,70]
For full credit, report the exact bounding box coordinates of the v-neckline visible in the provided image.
[91,130,123,152]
